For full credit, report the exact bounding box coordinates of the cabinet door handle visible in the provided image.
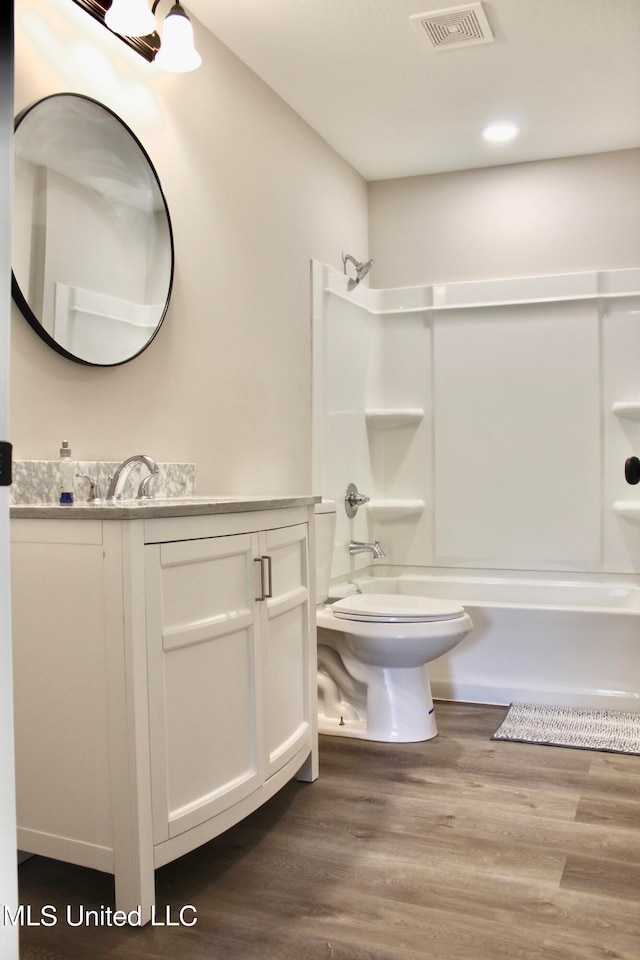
[262,555,273,599]
[254,556,273,601]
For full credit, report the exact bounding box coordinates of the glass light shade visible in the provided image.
[105,0,157,36]
[155,4,202,72]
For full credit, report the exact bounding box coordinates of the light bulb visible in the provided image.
[105,0,156,37]
[155,2,201,72]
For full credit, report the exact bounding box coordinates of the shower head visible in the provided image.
[342,252,375,285]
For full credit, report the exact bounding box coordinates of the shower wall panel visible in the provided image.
[432,301,601,567]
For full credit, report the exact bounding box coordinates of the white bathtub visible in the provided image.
[329,567,640,711]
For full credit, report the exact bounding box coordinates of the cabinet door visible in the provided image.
[146,533,264,843]
[259,523,312,778]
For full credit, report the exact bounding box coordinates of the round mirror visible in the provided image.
[12,93,174,366]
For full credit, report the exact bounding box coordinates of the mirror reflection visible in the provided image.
[12,93,174,366]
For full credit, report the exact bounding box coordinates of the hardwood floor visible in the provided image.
[16,702,640,959]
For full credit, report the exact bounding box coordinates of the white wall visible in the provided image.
[11,0,368,494]
[369,149,640,288]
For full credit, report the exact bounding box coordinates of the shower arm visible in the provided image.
[342,253,358,273]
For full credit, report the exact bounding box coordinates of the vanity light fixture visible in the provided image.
[104,0,156,36]
[72,0,201,72]
[152,0,201,72]
[481,121,520,142]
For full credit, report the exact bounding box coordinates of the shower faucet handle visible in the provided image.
[625,457,640,485]
[345,482,370,518]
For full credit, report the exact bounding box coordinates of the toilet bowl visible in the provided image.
[315,501,473,742]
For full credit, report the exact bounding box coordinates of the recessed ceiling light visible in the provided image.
[482,122,520,142]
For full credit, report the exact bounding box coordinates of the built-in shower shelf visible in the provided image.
[366,499,426,519]
[365,408,425,429]
[612,402,640,420]
[613,501,640,520]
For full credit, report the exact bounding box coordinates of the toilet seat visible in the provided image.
[331,593,465,623]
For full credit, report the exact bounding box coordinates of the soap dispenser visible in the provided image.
[59,441,75,505]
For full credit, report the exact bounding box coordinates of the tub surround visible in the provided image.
[313,261,640,579]
[313,262,640,713]
[317,263,640,573]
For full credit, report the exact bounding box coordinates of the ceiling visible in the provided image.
[185,0,640,182]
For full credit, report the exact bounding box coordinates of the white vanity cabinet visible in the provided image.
[10,500,317,921]
[145,521,313,844]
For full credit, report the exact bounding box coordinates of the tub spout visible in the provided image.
[349,539,386,559]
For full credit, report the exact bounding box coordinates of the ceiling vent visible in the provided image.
[410,3,494,51]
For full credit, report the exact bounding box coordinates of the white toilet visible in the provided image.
[315,500,473,742]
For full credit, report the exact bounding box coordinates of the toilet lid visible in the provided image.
[332,593,465,623]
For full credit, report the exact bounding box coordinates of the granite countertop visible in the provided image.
[11,495,320,520]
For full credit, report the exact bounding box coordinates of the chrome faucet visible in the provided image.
[349,539,386,559]
[107,454,159,501]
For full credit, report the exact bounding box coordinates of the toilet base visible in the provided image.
[317,710,438,743]
[317,715,369,739]
[317,657,439,743]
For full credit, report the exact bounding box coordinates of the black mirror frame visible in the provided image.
[12,92,175,367]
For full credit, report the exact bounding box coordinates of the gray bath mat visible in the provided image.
[492,702,640,755]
